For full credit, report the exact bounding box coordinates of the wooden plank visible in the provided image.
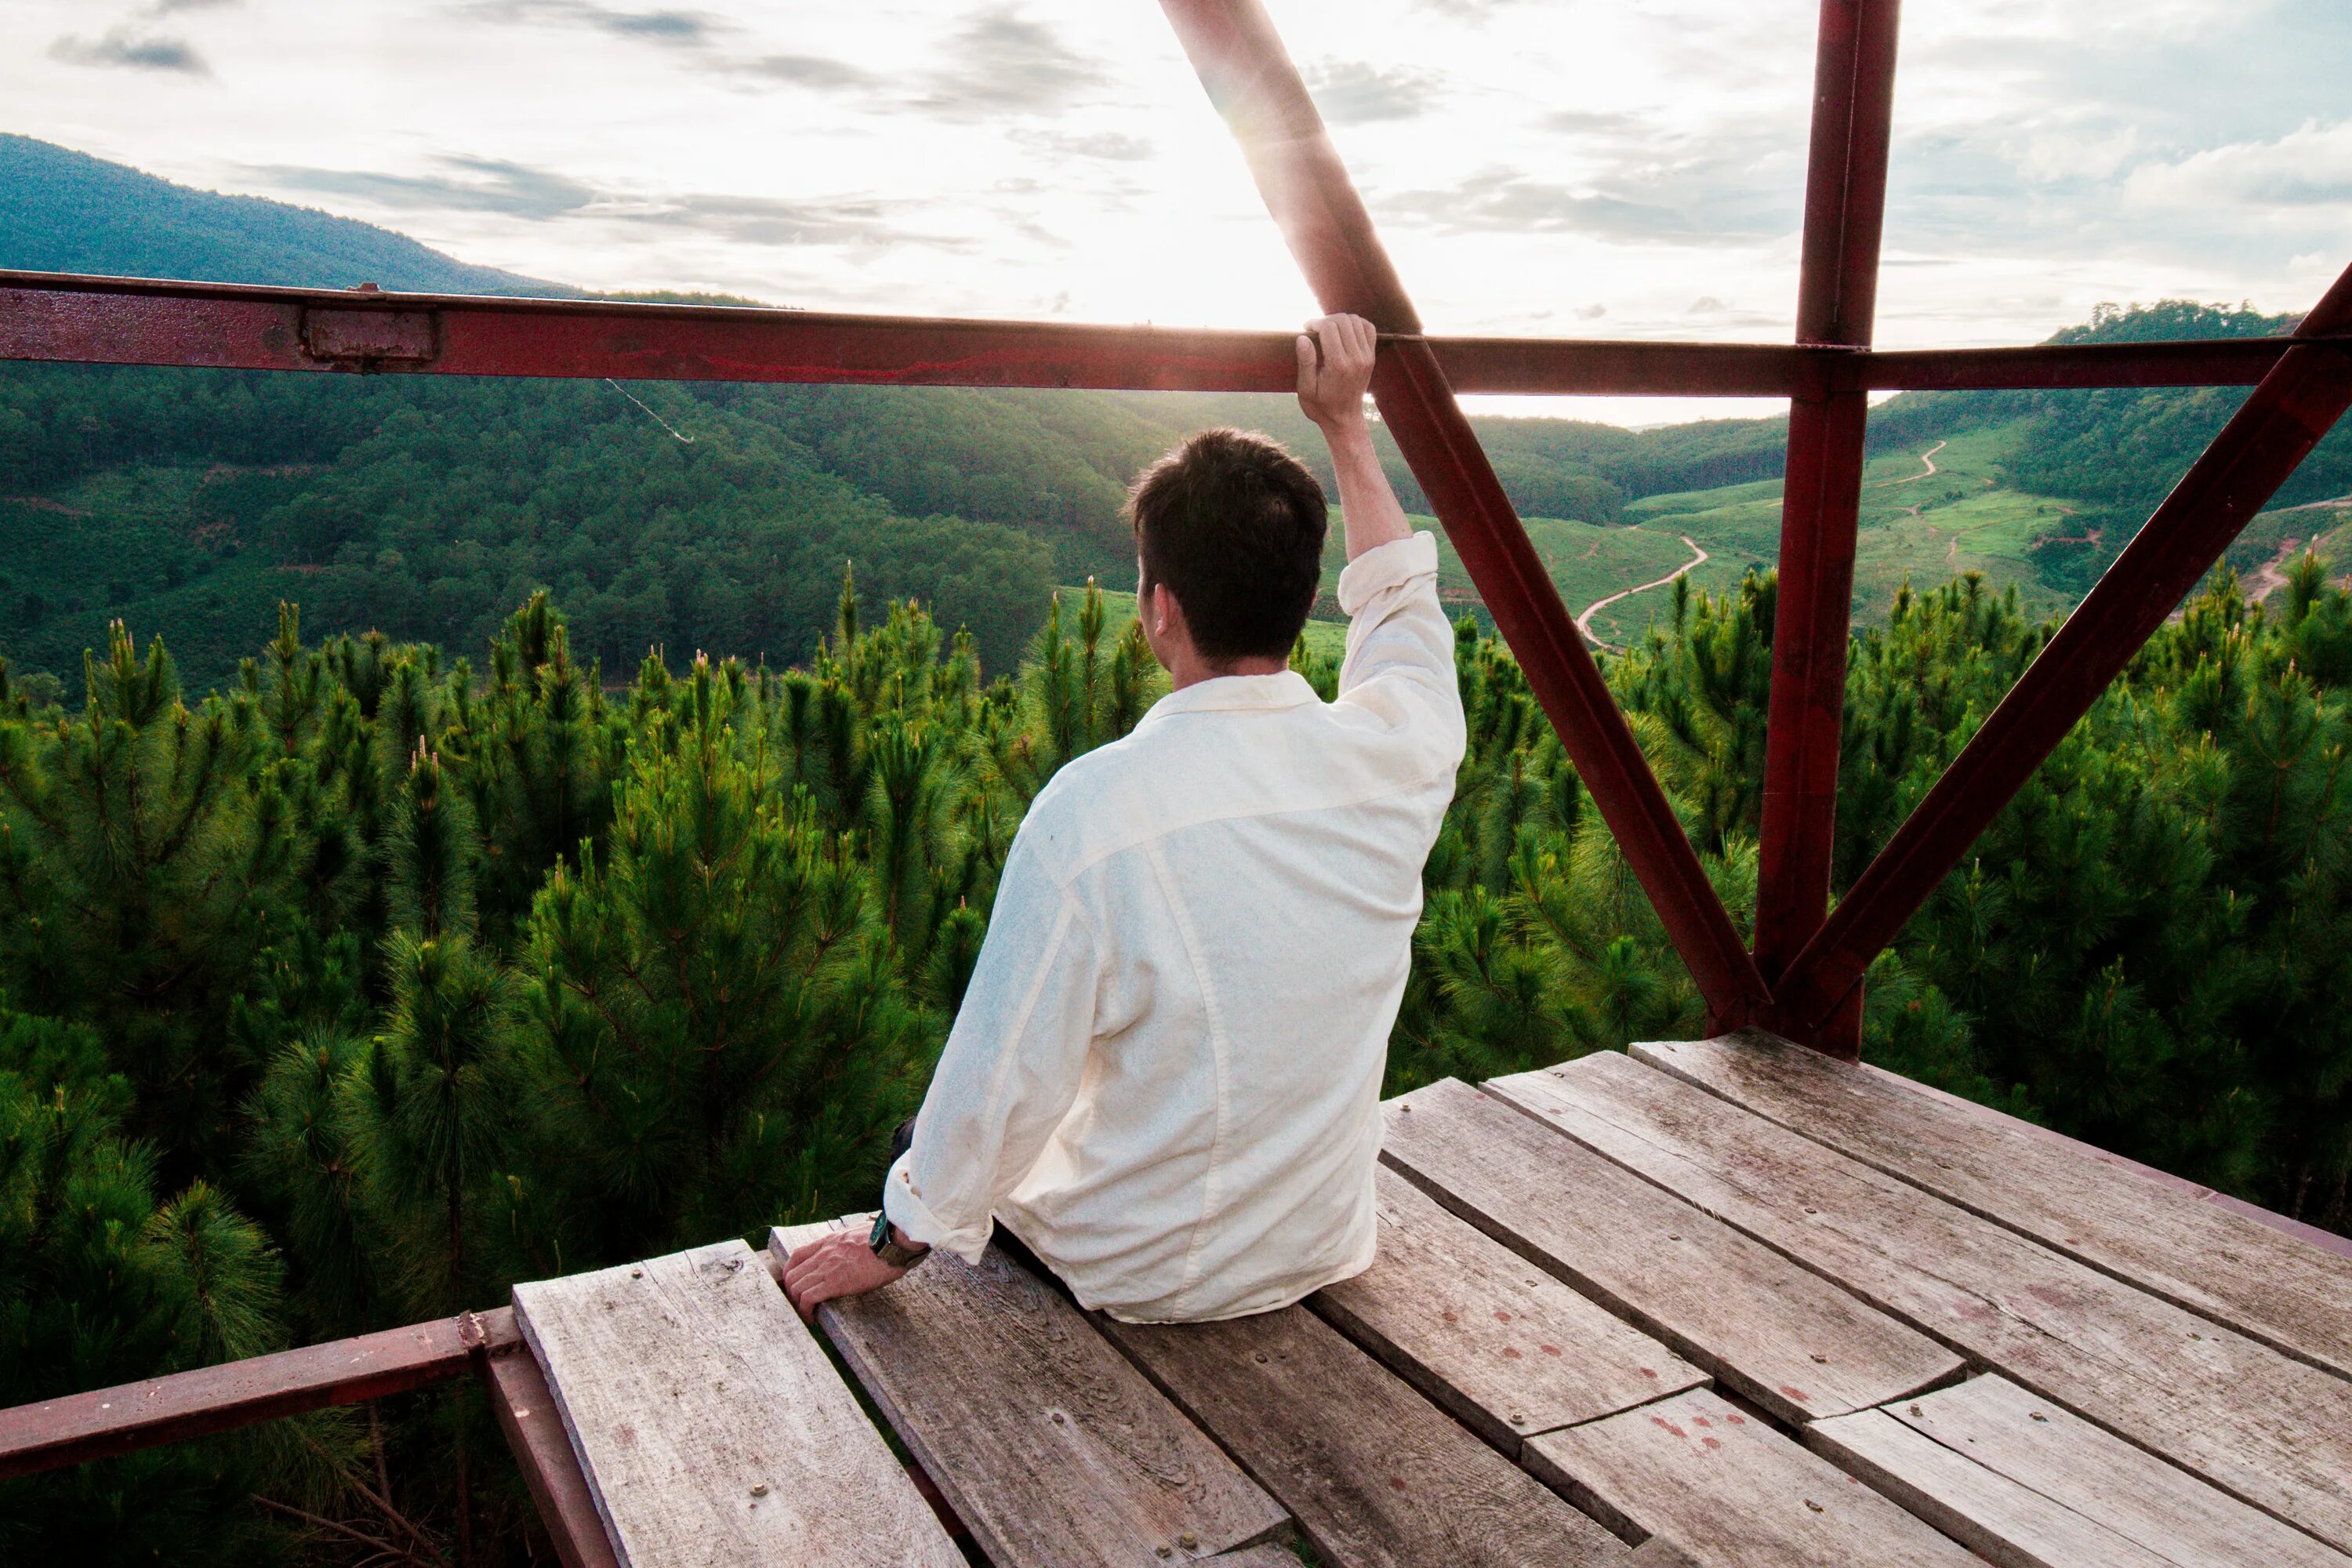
[512,1240,962,1568]
[1635,1030,2352,1379]
[1870,1374,2352,1568]
[1201,1548,1302,1567]
[766,1225,1292,1568]
[1307,1164,1708,1453]
[1379,1078,1960,1423]
[1101,1302,1630,1568]
[482,1344,622,1568]
[1806,1408,2175,1568]
[1523,1387,1980,1568]
[1490,1053,2352,1550]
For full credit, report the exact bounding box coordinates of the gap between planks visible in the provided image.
[768,1218,1293,1568]
[1489,1051,2352,1553]
[1634,1029,2352,1383]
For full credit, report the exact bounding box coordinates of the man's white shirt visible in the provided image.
[883,531,1465,1322]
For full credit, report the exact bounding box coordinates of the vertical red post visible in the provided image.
[1777,264,2352,1030]
[1752,0,1904,1056]
[1156,0,1773,1025]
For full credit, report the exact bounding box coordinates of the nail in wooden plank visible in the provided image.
[512,1240,962,1568]
[1525,1387,1980,1568]
[1851,1374,2352,1568]
[1102,1302,1629,1567]
[1492,1053,2352,1551]
[768,1224,1292,1568]
[1310,1163,1707,1454]
[1380,1077,1959,1423]
[1635,1030,2352,1379]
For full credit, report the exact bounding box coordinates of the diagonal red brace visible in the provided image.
[1156,0,1771,1023]
[1776,261,2352,1030]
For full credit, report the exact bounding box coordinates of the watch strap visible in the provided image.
[868,1208,929,1269]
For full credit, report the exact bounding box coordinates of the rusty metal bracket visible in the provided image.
[299,303,438,369]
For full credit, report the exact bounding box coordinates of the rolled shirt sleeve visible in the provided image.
[883,830,1099,1263]
[1334,531,1466,771]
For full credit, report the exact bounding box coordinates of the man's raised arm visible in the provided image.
[1298,317,1462,747]
[1298,314,1410,563]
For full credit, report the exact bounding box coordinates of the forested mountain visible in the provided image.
[0,136,573,296]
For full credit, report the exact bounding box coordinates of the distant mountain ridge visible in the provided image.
[9,132,2352,689]
[0,135,574,296]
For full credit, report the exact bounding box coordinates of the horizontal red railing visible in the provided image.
[4,270,2343,396]
[0,1308,517,1479]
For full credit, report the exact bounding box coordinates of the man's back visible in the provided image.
[885,532,1463,1320]
[783,313,1464,1328]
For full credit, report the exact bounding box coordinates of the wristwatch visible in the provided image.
[869,1209,931,1269]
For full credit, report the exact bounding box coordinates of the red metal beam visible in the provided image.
[0,268,1809,397]
[1752,0,1904,1058]
[0,1308,517,1479]
[1156,0,1772,1024]
[1849,337,2346,392]
[1775,263,2352,1032]
[8,270,2346,398]
[482,1340,619,1568]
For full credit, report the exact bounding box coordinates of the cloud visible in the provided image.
[49,27,208,74]
[637,192,967,249]
[457,1,724,48]
[724,53,875,90]
[2125,120,2352,212]
[1541,109,1642,137]
[1381,132,1798,248]
[1304,61,1443,125]
[254,155,964,250]
[911,5,1102,118]
[1010,129,1154,162]
[260,156,600,220]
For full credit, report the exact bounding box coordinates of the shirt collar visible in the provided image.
[1136,669,1321,728]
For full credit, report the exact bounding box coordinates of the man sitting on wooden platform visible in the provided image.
[784,314,1465,1323]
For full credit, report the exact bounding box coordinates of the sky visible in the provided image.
[7,0,2351,426]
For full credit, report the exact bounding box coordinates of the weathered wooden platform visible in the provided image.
[503,1033,2352,1567]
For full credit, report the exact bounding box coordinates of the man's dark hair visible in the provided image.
[1127,428,1328,662]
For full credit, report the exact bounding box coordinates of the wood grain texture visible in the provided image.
[1635,1031,2352,1380]
[1872,1374,2352,1568]
[1491,1053,2352,1550]
[1200,1548,1305,1566]
[1806,1408,2173,1568]
[512,1240,961,1568]
[1101,1302,1630,1568]
[1523,1387,1980,1568]
[765,1224,1291,1568]
[1308,1164,1707,1453]
[1379,1078,1959,1423]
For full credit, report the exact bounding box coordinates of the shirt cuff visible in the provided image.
[881,1149,992,1264]
[1337,531,1440,616]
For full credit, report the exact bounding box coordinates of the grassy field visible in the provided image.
[1603,419,2081,645]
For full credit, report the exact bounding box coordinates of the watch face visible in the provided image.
[868,1210,893,1250]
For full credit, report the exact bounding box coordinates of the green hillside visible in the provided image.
[0,135,572,294]
[6,136,2352,699]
